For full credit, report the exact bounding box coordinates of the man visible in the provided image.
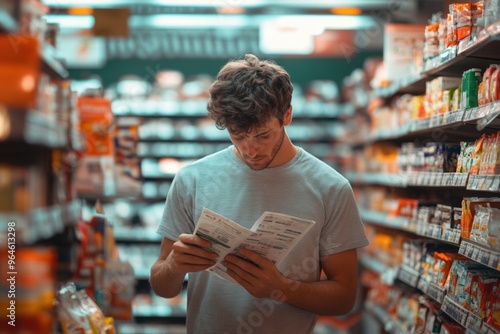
[150,54,369,334]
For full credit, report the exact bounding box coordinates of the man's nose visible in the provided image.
[243,139,260,158]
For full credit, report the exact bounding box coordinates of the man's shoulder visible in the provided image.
[298,149,349,184]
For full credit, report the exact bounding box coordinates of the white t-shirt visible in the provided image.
[157,146,369,334]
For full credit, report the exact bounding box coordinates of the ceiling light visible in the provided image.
[68,7,93,15]
[216,7,246,14]
[331,7,362,15]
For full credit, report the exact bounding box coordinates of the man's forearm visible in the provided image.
[150,259,186,298]
[277,277,357,316]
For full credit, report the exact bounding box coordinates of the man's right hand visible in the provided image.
[151,234,218,298]
[168,233,218,274]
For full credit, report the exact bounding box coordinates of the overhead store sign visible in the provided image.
[106,29,261,59]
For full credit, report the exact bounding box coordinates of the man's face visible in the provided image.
[229,117,286,171]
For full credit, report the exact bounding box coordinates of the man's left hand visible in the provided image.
[222,248,291,300]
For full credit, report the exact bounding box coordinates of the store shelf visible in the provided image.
[483,323,500,334]
[115,322,187,334]
[467,174,500,192]
[360,209,416,233]
[423,20,500,77]
[397,264,420,288]
[0,110,69,148]
[372,74,427,99]
[0,200,81,245]
[416,223,461,246]
[345,172,407,187]
[42,44,69,80]
[441,295,486,331]
[0,7,18,32]
[357,103,500,146]
[364,301,410,334]
[113,99,346,120]
[459,21,500,61]
[441,295,471,328]
[359,256,398,284]
[347,170,498,194]
[114,228,162,242]
[418,280,447,304]
[458,239,500,271]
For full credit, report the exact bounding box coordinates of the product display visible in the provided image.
[343,4,500,333]
[1,0,500,333]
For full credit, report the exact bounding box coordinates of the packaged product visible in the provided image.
[479,134,492,175]
[0,35,40,109]
[57,283,94,334]
[438,18,448,53]
[424,304,443,333]
[440,321,466,334]
[456,141,475,174]
[450,3,473,42]
[470,134,485,175]
[459,268,491,310]
[487,207,500,250]
[490,65,500,102]
[424,22,440,59]
[77,290,106,334]
[446,13,457,48]
[444,143,461,172]
[491,132,500,175]
[482,65,497,104]
[433,252,460,287]
[470,205,490,245]
[486,281,500,328]
[461,68,482,109]
[451,87,461,111]
[471,273,500,319]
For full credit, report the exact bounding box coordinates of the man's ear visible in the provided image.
[283,106,293,126]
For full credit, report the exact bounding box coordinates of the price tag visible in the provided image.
[483,322,500,334]
[483,175,494,191]
[490,176,500,192]
[467,243,475,258]
[469,106,481,120]
[468,175,479,190]
[481,249,491,266]
[443,228,451,241]
[459,240,468,255]
[418,278,429,292]
[456,109,465,123]
[478,175,487,190]
[461,173,469,186]
[472,246,480,260]
[428,173,436,186]
[433,225,442,238]
[490,252,500,270]
[436,173,443,185]
[466,312,483,330]
[427,282,446,303]
[442,296,468,326]
[399,266,419,287]
[417,173,425,185]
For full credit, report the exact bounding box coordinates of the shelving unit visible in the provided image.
[353,20,500,334]
[0,3,82,332]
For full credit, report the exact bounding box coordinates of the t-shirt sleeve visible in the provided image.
[156,169,196,240]
[319,181,369,256]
